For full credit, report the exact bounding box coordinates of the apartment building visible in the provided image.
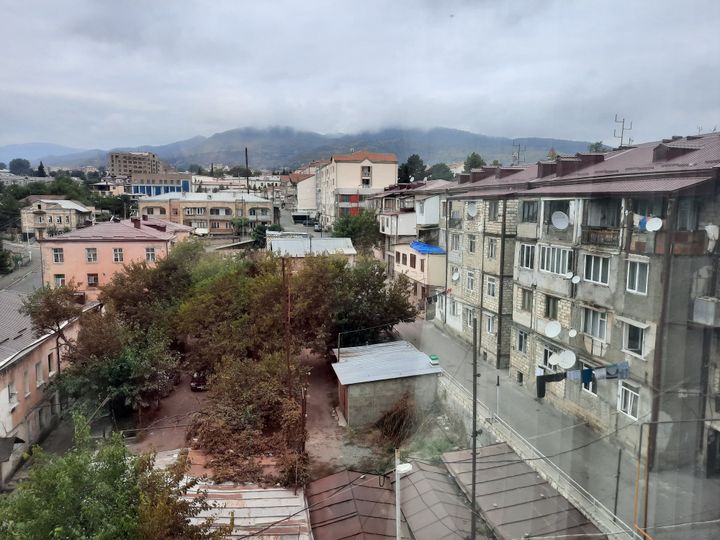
[138,192,274,235]
[20,199,95,240]
[316,151,398,228]
[0,290,97,488]
[295,175,317,213]
[130,172,192,196]
[392,241,447,315]
[108,151,171,177]
[40,217,191,300]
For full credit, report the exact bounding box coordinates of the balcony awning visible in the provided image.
[410,240,445,255]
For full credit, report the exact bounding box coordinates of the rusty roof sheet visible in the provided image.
[332,151,398,163]
[519,175,713,196]
[307,470,411,539]
[443,443,606,540]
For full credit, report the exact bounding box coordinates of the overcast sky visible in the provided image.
[1,0,718,149]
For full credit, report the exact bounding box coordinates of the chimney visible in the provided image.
[142,214,148,221]
[537,161,557,178]
[555,157,582,177]
[457,173,472,184]
[469,168,496,183]
[131,216,141,229]
[575,153,605,168]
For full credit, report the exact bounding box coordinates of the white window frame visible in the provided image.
[52,248,64,263]
[582,307,608,342]
[145,247,156,263]
[466,271,475,292]
[618,381,639,419]
[517,329,528,354]
[8,382,18,406]
[113,247,124,263]
[486,314,496,334]
[488,238,497,259]
[626,260,649,295]
[486,276,497,297]
[54,274,65,287]
[580,361,598,395]
[623,322,646,358]
[519,244,535,269]
[584,254,610,285]
[85,247,97,263]
[468,234,476,253]
[450,233,460,251]
[542,345,559,372]
[35,362,44,387]
[464,307,474,328]
[538,245,573,275]
[87,273,99,288]
[450,299,458,317]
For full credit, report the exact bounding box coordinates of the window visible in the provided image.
[402,253,407,266]
[581,361,597,395]
[441,201,447,218]
[624,323,645,356]
[542,345,559,371]
[8,382,17,406]
[48,352,55,374]
[65,215,70,223]
[464,307,474,328]
[86,247,97,263]
[583,307,607,341]
[450,233,460,251]
[420,259,425,272]
[488,238,497,259]
[539,245,573,274]
[584,255,610,285]
[466,271,475,292]
[486,314,495,334]
[627,261,648,295]
[517,330,528,354]
[545,295,559,320]
[409,254,416,268]
[486,276,497,297]
[544,200,571,223]
[521,200,538,223]
[520,288,533,311]
[35,362,44,387]
[618,382,639,419]
[488,201,499,221]
[468,234,476,253]
[55,216,62,224]
[450,299,458,317]
[113,248,124,263]
[210,221,221,229]
[54,274,65,287]
[87,273,99,287]
[23,370,30,396]
[52,248,64,263]
[146,247,156,262]
[675,198,698,231]
[395,251,400,263]
[519,244,535,269]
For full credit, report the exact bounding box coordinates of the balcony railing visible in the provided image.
[581,226,620,247]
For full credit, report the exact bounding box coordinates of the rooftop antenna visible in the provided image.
[511,140,527,165]
[613,114,633,147]
[697,125,703,135]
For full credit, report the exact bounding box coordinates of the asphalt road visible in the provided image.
[0,242,42,294]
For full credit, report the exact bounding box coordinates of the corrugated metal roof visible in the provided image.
[141,192,271,203]
[37,199,93,212]
[331,341,441,385]
[443,443,606,540]
[41,220,175,242]
[520,175,713,196]
[395,461,479,540]
[0,290,35,365]
[269,237,357,258]
[307,469,411,539]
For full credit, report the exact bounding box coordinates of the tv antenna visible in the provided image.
[511,140,526,165]
[613,114,633,147]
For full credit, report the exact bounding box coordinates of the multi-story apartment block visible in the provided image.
[130,172,192,196]
[108,151,171,177]
[392,241,447,315]
[40,217,192,300]
[316,151,398,228]
[20,199,95,240]
[138,192,274,235]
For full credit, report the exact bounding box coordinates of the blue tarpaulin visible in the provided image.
[410,240,445,254]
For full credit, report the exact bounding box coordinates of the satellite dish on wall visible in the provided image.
[568,329,578,338]
[571,275,581,284]
[564,271,574,279]
[452,271,460,281]
[646,217,663,232]
[544,321,562,338]
[548,353,561,366]
[558,350,577,369]
[551,211,570,230]
[467,202,478,217]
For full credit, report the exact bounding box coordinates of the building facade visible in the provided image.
[20,199,95,240]
[130,172,192,196]
[108,151,171,177]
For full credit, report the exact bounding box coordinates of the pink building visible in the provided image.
[40,217,193,300]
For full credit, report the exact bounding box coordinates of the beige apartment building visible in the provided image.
[392,241,446,315]
[20,199,95,240]
[108,151,171,177]
[316,151,398,228]
[138,192,274,235]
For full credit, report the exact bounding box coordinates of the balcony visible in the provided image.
[581,226,621,247]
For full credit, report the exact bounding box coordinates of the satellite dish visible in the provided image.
[544,321,562,338]
[467,202,478,217]
[551,211,570,230]
[452,271,460,281]
[558,350,577,369]
[571,275,581,284]
[548,353,561,366]
[564,271,574,279]
[568,329,578,338]
[646,217,663,232]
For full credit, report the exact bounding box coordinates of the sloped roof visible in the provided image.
[268,237,356,258]
[141,192,271,203]
[0,290,36,365]
[41,220,175,242]
[410,241,445,255]
[331,341,441,385]
[332,151,398,164]
[29,199,93,212]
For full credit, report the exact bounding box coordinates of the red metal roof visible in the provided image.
[41,219,175,242]
[519,175,713,196]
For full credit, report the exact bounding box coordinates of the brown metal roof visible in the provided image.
[443,443,606,540]
[41,219,175,242]
[332,151,398,164]
[519,175,713,197]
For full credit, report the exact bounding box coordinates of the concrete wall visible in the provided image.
[296,177,317,211]
[345,374,439,427]
[416,195,441,227]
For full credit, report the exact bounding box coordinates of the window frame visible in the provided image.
[618,381,640,420]
[519,244,535,269]
[450,233,460,251]
[113,247,124,263]
[582,307,608,342]
[145,247,156,263]
[486,276,497,297]
[488,238,497,259]
[623,322,646,358]
[538,244,573,275]
[468,234,476,253]
[54,274,66,287]
[52,248,64,264]
[517,329,528,354]
[626,260,649,295]
[580,361,598,395]
[520,288,533,312]
[521,200,538,223]
[545,295,559,320]
[488,201,499,221]
[466,271,475,292]
[486,313,496,334]
[86,273,99,288]
[584,254,610,285]
[85,247,97,263]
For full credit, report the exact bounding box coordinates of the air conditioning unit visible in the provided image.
[692,297,720,327]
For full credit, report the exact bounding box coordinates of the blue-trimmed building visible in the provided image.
[130,173,192,196]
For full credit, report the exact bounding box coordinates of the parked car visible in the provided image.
[190,371,208,392]
[313,223,322,232]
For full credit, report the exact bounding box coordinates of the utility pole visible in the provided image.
[613,114,633,147]
[471,316,479,540]
[245,147,250,195]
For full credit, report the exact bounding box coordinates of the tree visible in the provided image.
[37,161,47,177]
[9,158,32,176]
[332,210,382,254]
[491,159,502,167]
[398,154,426,183]
[427,162,454,180]
[188,164,205,174]
[230,217,250,236]
[588,141,606,152]
[0,162,7,170]
[463,152,486,172]
[547,147,558,160]
[21,283,83,354]
[0,241,14,274]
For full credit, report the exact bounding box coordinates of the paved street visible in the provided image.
[0,242,42,294]
[398,319,720,540]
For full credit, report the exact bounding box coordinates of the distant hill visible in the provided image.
[0,143,88,164]
[30,126,592,170]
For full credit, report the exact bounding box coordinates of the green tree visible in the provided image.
[427,162,454,180]
[37,161,47,177]
[491,159,501,166]
[0,240,14,274]
[463,152,486,172]
[230,217,250,236]
[9,158,31,176]
[21,283,83,352]
[588,141,606,152]
[188,164,205,174]
[547,147,558,160]
[331,210,382,254]
[252,223,282,248]
[0,162,7,170]
[398,153,426,183]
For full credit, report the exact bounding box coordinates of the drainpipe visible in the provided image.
[443,191,449,324]
[496,198,508,369]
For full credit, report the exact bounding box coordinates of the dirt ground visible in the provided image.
[303,351,378,479]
